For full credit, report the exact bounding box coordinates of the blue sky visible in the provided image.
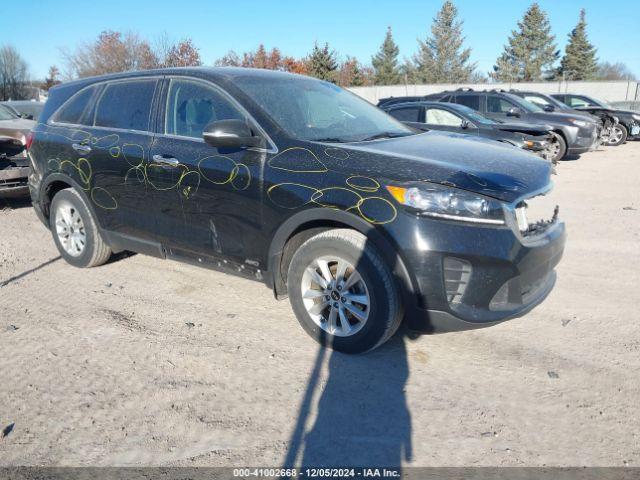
[2,0,639,80]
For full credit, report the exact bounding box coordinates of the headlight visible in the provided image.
[568,118,589,127]
[386,183,505,225]
[632,114,640,121]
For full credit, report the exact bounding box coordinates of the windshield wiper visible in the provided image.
[358,132,412,142]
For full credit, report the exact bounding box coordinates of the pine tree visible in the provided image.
[559,9,598,80]
[491,3,559,82]
[412,1,476,83]
[372,27,401,85]
[306,43,338,82]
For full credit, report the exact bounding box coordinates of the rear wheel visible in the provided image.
[287,229,402,354]
[49,188,112,268]
[608,124,627,146]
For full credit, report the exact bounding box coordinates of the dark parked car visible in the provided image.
[420,89,600,160]
[551,93,640,146]
[0,104,35,197]
[29,68,565,353]
[382,100,554,160]
[1,100,45,121]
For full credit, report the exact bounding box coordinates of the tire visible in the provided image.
[287,228,402,354]
[549,132,567,162]
[49,188,112,268]
[608,123,628,146]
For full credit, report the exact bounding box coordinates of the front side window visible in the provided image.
[487,95,517,113]
[165,79,246,139]
[53,86,99,125]
[234,75,412,142]
[388,107,420,122]
[455,95,480,110]
[524,94,551,108]
[425,108,463,127]
[94,80,156,131]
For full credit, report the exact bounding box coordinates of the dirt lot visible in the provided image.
[1,142,639,467]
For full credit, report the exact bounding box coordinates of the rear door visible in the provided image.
[85,78,160,240]
[148,77,266,266]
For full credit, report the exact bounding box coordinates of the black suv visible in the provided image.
[551,93,640,146]
[422,89,599,160]
[28,68,566,353]
[381,100,553,160]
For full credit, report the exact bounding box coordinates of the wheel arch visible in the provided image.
[40,173,102,228]
[266,208,418,308]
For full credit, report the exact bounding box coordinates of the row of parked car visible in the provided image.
[378,89,640,162]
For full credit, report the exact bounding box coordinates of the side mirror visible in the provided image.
[543,104,555,112]
[203,120,263,149]
[507,107,520,117]
[460,120,470,129]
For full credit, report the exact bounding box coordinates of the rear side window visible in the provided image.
[53,86,99,125]
[454,95,480,110]
[165,79,246,139]
[388,107,420,122]
[94,80,156,131]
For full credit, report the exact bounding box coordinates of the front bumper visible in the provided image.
[0,165,30,197]
[388,212,566,333]
[568,124,599,154]
[629,122,640,139]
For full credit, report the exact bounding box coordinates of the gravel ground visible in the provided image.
[1,142,639,467]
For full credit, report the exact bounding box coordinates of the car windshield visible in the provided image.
[234,75,414,142]
[0,105,18,121]
[452,104,496,125]
[509,95,544,113]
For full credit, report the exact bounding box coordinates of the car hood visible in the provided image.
[493,122,552,134]
[535,111,597,124]
[329,131,552,203]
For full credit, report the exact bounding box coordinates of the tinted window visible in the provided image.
[455,94,480,110]
[54,86,99,125]
[165,79,246,138]
[388,107,420,122]
[425,108,463,127]
[94,80,156,131]
[487,95,517,113]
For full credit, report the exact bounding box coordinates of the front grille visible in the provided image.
[515,189,559,236]
[443,257,471,305]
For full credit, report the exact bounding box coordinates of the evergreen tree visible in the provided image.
[558,9,598,80]
[412,1,476,83]
[491,3,559,82]
[306,43,338,82]
[372,27,402,85]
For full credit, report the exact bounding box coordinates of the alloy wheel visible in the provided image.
[300,256,370,337]
[55,200,86,257]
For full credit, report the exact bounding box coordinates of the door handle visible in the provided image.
[152,154,179,167]
[72,143,92,154]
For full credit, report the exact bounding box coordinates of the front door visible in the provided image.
[148,77,266,269]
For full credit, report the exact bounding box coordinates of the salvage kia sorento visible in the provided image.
[28,68,566,353]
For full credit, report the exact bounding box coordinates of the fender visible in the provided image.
[266,207,419,309]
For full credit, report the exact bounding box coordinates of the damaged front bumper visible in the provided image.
[0,165,30,197]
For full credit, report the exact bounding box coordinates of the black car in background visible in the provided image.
[507,90,617,146]
[382,100,554,160]
[28,68,565,353]
[551,93,640,145]
[1,101,45,121]
[422,89,599,160]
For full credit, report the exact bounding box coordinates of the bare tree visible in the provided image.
[43,65,61,91]
[61,30,159,78]
[594,61,636,81]
[0,45,30,100]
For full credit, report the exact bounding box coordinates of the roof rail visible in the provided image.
[455,87,474,92]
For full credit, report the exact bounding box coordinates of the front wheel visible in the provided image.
[549,132,567,162]
[287,229,402,354]
[608,124,627,146]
